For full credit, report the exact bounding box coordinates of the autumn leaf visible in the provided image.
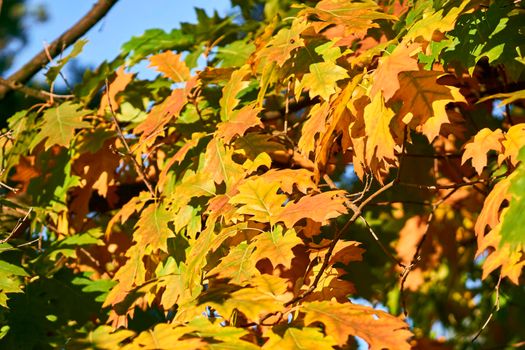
[370,42,421,101]
[216,104,262,143]
[462,128,504,175]
[134,204,174,253]
[104,245,146,307]
[134,88,187,140]
[393,70,465,141]
[405,1,469,41]
[30,102,91,150]
[230,178,287,225]
[501,124,525,166]
[208,275,290,322]
[122,323,205,350]
[257,19,307,67]
[363,92,396,166]
[203,138,245,188]
[303,300,412,349]
[250,226,302,269]
[259,168,316,194]
[263,327,337,350]
[302,0,397,37]
[149,50,191,82]
[208,242,259,284]
[301,61,349,100]
[70,326,135,350]
[298,102,330,156]
[278,190,347,228]
[219,65,251,121]
[98,66,134,114]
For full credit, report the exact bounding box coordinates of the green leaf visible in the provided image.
[30,102,91,150]
[301,61,349,100]
[217,40,255,68]
[500,147,525,250]
[121,29,194,65]
[45,39,87,84]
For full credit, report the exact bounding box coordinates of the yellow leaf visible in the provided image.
[219,65,251,121]
[209,242,259,284]
[230,178,287,225]
[364,92,396,166]
[250,226,302,269]
[502,124,525,166]
[263,327,337,350]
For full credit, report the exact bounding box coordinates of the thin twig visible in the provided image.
[472,275,502,343]
[0,208,33,244]
[105,79,155,197]
[359,215,404,267]
[0,0,119,99]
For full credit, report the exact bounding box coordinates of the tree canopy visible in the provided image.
[1,0,525,349]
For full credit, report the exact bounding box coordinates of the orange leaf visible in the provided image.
[462,128,504,175]
[216,105,262,143]
[298,102,330,156]
[370,42,421,101]
[99,66,134,114]
[364,92,396,166]
[208,242,259,284]
[134,89,186,140]
[393,70,465,141]
[303,300,412,349]
[149,51,191,82]
[278,190,347,228]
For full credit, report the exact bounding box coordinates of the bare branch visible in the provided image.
[0,0,119,99]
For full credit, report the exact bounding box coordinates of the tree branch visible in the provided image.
[0,0,119,99]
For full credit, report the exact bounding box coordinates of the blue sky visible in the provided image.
[7,0,231,79]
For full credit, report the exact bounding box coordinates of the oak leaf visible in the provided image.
[263,327,337,350]
[230,178,287,225]
[203,138,245,188]
[301,61,349,100]
[134,204,174,253]
[501,124,525,166]
[134,88,186,140]
[219,65,251,121]
[257,19,307,67]
[303,300,412,349]
[393,70,465,141]
[278,190,347,228]
[250,226,302,269]
[216,104,262,144]
[98,66,134,114]
[370,42,421,101]
[462,128,504,175]
[149,50,191,82]
[302,0,397,37]
[298,102,330,156]
[363,92,396,166]
[208,242,259,284]
[30,102,91,150]
[259,169,316,194]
